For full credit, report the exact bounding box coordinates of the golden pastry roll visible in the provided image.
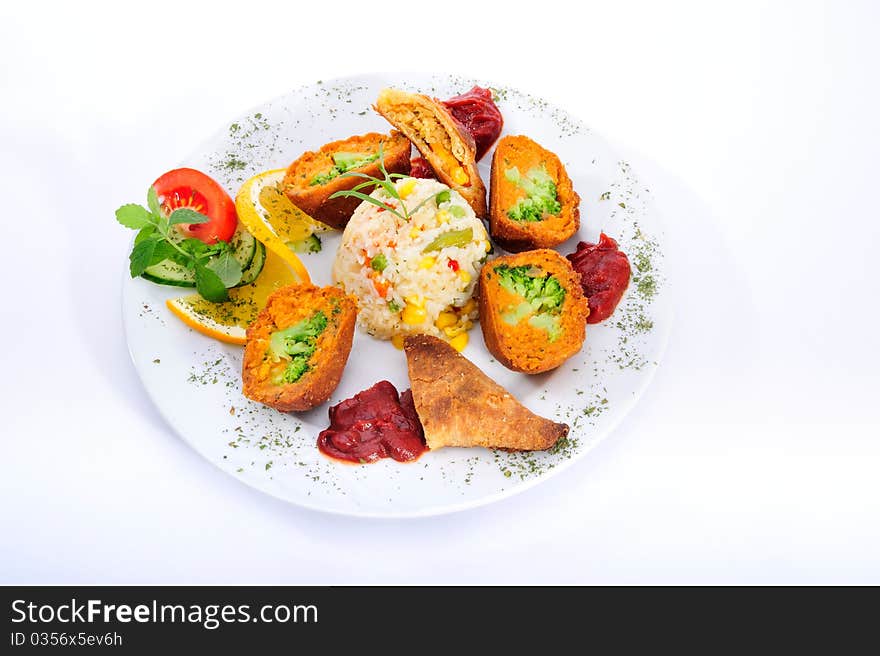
[375,88,487,218]
[283,131,411,230]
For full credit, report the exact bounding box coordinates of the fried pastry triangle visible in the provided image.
[403,334,568,451]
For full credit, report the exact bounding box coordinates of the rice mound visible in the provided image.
[332,177,490,340]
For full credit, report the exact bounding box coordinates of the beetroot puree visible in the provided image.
[409,156,435,179]
[567,233,632,324]
[442,86,504,161]
[317,381,427,464]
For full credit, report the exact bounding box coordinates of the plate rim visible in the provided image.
[121,72,673,519]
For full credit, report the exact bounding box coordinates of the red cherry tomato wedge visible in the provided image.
[152,168,238,244]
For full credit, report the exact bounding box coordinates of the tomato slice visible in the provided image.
[153,168,238,244]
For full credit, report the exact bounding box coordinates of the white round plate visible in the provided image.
[123,73,671,517]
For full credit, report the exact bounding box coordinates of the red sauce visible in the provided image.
[409,156,436,179]
[567,233,632,324]
[317,381,427,464]
[442,86,504,161]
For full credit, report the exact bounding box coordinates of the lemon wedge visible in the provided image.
[166,248,299,345]
[235,168,330,284]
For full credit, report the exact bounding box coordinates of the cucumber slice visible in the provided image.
[141,223,257,287]
[141,266,197,288]
[235,241,266,287]
[288,234,321,254]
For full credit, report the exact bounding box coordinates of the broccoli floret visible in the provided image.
[493,264,533,299]
[530,275,566,314]
[504,165,562,222]
[310,151,380,186]
[269,310,330,384]
[310,171,335,186]
[494,266,567,315]
[276,311,327,345]
[280,357,310,384]
[493,265,567,340]
[507,196,561,222]
[269,310,328,364]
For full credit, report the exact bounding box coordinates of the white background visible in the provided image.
[2,0,878,584]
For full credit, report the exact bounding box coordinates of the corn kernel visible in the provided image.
[402,304,428,325]
[449,332,469,352]
[404,295,424,307]
[419,256,436,269]
[451,166,469,186]
[398,178,417,198]
[435,311,457,329]
[391,334,405,350]
[460,298,477,315]
[436,210,451,224]
[457,269,471,284]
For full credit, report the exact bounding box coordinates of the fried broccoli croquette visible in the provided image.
[479,249,589,374]
[242,284,357,411]
[489,135,579,252]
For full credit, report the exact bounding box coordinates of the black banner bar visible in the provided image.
[0,586,865,652]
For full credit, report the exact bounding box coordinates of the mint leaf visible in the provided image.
[169,208,211,226]
[180,237,208,252]
[129,236,159,277]
[149,240,183,266]
[134,225,158,244]
[179,238,211,259]
[116,204,154,230]
[195,264,229,302]
[147,186,163,219]
[183,238,228,263]
[205,251,243,288]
